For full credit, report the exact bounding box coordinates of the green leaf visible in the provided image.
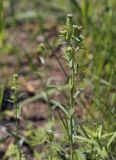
[5,143,26,160]
[102,132,115,139]
[97,146,108,158]
[107,132,116,148]
[74,88,84,99]
[82,127,95,138]
[26,127,47,146]
[69,77,74,90]
[74,135,98,145]
[98,125,102,139]
[51,100,69,117]
[69,107,75,117]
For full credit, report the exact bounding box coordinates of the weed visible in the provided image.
[0,1,116,159]
[6,74,24,160]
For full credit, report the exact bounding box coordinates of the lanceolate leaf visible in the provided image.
[51,99,69,117]
[107,132,116,148]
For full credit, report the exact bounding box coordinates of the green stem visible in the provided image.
[14,91,22,160]
[0,0,4,48]
[70,49,75,160]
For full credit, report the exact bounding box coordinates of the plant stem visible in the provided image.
[0,0,4,48]
[14,90,22,160]
[70,48,75,160]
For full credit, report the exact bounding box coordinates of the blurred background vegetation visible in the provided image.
[0,0,116,159]
[0,0,115,122]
